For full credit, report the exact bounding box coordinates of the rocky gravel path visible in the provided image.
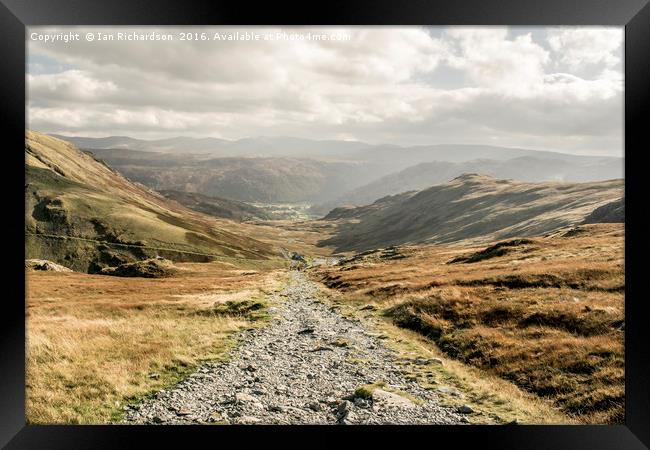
[123,271,466,425]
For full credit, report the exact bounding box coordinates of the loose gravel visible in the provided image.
[123,271,466,425]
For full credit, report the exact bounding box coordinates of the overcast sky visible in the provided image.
[27,26,623,156]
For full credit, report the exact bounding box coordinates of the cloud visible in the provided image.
[547,27,623,71]
[26,26,623,155]
[28,70,118,102]
[445,28,550,95]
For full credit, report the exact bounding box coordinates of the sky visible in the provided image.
[27,26,623,156]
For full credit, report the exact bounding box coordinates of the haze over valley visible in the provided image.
[57,134,623,217]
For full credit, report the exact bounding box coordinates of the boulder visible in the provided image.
[25,259,72,272]
[237,415,261,424]
[371,389,417,410]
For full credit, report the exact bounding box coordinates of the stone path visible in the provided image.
[123,271,466,425]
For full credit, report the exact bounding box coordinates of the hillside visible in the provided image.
[25,131,277,272]
[160,190,274,221]
[319,174,624,252]
[313,156,624,215]
[311,223,624,423]
[323,192,416,220]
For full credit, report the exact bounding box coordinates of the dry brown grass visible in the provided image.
[26,262,287,424]
[239,218,343,257]
[311,223,624,423]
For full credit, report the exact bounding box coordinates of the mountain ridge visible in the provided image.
[312,156,624,215]
[53,133,620,162]
[320,174,624,252]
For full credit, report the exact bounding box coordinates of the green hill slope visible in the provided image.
[25,131,277,272]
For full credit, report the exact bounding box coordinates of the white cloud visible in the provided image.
[26,26,623,156]
[445,28,550,96]
[27,70,118,102]
[547,27,623,70]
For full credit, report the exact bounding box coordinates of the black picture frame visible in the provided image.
[2,0,648,448]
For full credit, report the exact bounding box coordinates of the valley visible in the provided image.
[21,22,631,432]
[25,132,625,425]
[63,135,623,211]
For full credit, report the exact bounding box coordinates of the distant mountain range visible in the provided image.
[320,174,624,252]
[55,134,621,166]
[51,134,371,158]
[86,149,381,204]
[53,134,623,210]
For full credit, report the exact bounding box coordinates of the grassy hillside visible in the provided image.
[320,174,623,252]
[311,223,624,423]
[25,131,278,272]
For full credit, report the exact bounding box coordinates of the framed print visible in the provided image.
[1,0,649,448]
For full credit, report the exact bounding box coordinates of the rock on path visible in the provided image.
[123,271,466,425]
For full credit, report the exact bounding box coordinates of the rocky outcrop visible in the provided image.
[25,259,73,272]
[582,198,624,224]
[99,257,177,278]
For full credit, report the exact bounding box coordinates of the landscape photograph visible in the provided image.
[25,26,624,425]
